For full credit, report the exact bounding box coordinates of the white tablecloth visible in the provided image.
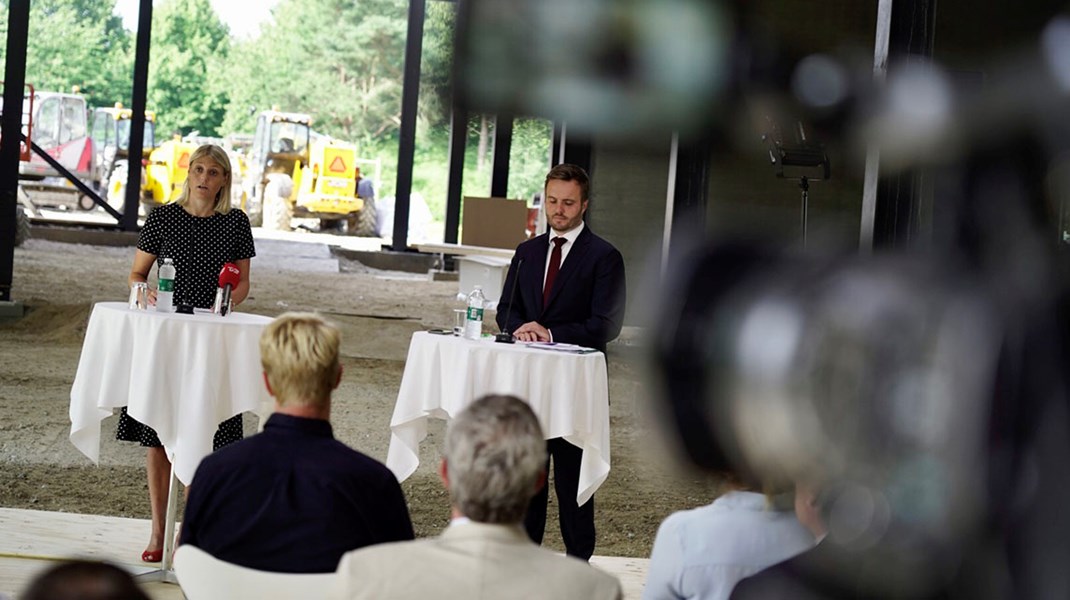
[69,302,273,485]
[386,331,611,504]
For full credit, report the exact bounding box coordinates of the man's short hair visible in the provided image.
[259,312,341,408]
[444,395,546,524]
[545,163,591,201]
[22,560,150,600]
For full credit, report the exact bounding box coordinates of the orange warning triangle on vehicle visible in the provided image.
[328,156,346,173]
[178,152,190,169]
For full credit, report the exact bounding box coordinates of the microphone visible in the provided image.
[213,262,241,316]
[495,258,524,343]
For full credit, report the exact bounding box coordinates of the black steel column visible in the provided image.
[562,138,593,175]
[551,122,564,166]
[392,0,426,251]
[552,122,593,175]
[872,0,937,248]
[124,0,153,231]
[671,137,710,236]
[0,0,30,302]
[490,114,513,198]
[444,106,466,244]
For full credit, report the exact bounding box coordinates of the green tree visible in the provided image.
[508,117,552,200]
[0,0,133,108]
[147,0,230,136]
[221,0,407,145]
[419,1,455,128]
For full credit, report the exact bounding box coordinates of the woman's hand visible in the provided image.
[130,250,157,290]
[231,258,252,307]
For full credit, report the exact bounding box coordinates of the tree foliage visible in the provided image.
[0,0,132,108]
[221,0,408,145]
[419,1,455,128]
[1,0,552,230]
[148,0,230,136]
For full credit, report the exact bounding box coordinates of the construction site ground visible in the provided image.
[0,225,722,561]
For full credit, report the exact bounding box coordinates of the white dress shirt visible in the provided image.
[540,221,585,343]
[542,221,585,288]
[642,490,815,600]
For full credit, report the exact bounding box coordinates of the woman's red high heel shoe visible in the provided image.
[141,549,163,563]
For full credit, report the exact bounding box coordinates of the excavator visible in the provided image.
[1,88,163,224]
[0,85,96,244]
[4,88,94,216]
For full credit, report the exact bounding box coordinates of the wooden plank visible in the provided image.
[591,555,650,599]
[0,508,182,599]
[415,242,516,260]
[0,508,650,598]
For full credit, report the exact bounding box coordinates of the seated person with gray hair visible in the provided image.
[180,312,414,573]
[331,394,622,600]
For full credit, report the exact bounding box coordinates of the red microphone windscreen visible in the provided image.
[218,262,241,288]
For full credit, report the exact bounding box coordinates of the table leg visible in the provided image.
[132,459,180,585]
[161,463,179,572]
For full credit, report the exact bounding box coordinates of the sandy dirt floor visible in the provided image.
[0,236,721,559]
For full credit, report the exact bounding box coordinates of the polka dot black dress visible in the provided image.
[115,202,257,450]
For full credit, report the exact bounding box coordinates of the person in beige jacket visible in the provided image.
[331,394,621,600]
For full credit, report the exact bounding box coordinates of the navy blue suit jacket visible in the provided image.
[180,414,414,573]
[496,226,626,353]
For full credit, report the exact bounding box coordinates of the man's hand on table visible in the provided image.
[513,321,551,343]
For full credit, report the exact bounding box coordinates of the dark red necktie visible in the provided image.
[543,237,566,306]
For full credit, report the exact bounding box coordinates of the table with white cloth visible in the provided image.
[68,301,273,579]
[69,302,274,485]
[387,331,611,504]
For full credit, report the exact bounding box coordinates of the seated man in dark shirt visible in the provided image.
[179,312,414,573]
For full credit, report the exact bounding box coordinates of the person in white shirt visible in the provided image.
[643,473,815,600]
[332,394,622,600]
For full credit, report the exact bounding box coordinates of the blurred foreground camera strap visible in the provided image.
[543,237,566,306]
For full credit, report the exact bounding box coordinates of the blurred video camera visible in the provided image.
[649,150,1070,597]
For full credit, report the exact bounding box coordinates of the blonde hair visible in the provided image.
[176,144,233,214]
[259,313,341,408]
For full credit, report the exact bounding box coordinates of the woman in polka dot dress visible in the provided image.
[123,144,255,563]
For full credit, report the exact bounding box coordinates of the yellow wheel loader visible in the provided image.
[142,138,198,211]
[243,109,375,235]
[89,104,156,213]
[90,105,203,217]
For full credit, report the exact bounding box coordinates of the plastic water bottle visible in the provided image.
[464,285,486,340]
[156,257,175,313]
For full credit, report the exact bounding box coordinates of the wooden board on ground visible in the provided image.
[0,508,649,599]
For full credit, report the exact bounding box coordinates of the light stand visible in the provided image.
[762,120,830,247]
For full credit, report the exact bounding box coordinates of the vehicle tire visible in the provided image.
[105,160,129,213]
[246,205,263,228]
[77,193,96,211]
[351,196,378,237]
[261,177,293,231]
[15,205,30,247]
[238,189,261,227]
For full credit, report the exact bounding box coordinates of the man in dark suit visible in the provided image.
[496,163,627,560]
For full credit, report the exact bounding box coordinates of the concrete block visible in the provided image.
[0,301,25,320]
